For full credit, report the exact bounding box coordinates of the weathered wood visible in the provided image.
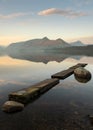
[9,78,59,104]
[51,63,87,79]
[69,63,87,69]
[51,69,74,79]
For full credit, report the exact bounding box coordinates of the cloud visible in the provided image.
[0,79,26,86]
[0,12,31,19]
[38,8,88,18]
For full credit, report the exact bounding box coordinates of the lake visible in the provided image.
[0,55,93,130]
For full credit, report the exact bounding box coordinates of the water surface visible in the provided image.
[0,55,93,130]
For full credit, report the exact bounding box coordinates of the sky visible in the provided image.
[0,0,93,46]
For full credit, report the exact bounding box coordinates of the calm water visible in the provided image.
[0,55,93,130]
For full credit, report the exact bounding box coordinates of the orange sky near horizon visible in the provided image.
[0,36,31,46]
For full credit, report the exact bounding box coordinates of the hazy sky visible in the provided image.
[0,0,93,45]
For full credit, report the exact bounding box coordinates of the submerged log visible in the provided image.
[9,78,59,104]
[51,63,87,79]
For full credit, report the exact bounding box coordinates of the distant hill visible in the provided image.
[3,37,93,63]
[6,37,71,56]
[53,45,93,56]
[7,37,71,49]
[5,37,71,63]
[70,41,85,46]
[6,37,93,58]
[0,46,5,56]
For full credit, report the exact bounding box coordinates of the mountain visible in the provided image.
[2,37,93,63]
[7,37,70,49]
[70,41,85,46]
[5,37,71,63]
[0,46,5,56]
[6,37,71,55]
[54,45,93,56]
[0,45,4,49]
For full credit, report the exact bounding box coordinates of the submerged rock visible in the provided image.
[2,101,24,113]
[74,67,91,83]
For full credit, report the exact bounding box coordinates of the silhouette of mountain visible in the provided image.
[0,46,5,56]
[7,37,70,50]
[54,45,93,56]
[0,37,93,63]
[6,37,71,61]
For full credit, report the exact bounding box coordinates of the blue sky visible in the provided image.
[0,0,93,45]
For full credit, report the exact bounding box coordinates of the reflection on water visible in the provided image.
[0,55,93,129]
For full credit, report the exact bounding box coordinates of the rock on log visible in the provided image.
[51,63,87,79]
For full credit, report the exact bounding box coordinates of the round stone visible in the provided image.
[74,67,91,83]
[2,101,24,113]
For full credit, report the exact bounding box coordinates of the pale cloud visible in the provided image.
[0,12,31,19]
[0,79,26,86]
[38,8,88,18]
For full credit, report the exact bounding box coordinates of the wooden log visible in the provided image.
[9,78,59,104]
[69,63,87,69]
[51,69,74,79]
[51,63,87,79]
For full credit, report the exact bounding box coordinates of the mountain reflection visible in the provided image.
[1,48,93,65]
[0,50,82,64]
[1,45,93,64]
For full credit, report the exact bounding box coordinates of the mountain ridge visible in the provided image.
[8,37,71,48]
[70,40,85,46]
